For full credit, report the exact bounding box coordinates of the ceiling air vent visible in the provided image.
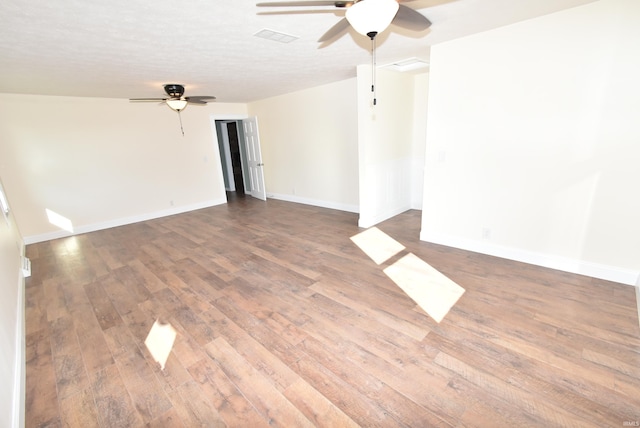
[254,29,299,43]
[384,57,429,72]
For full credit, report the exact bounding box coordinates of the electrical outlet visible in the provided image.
[482,228,491,240]
[170,200,174,207]
[22,256,31,277]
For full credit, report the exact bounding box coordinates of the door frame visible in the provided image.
[210,114,265,202]
[217,120,237,192]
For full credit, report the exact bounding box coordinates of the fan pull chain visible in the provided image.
[177,111,185,136]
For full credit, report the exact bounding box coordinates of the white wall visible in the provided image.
[247,71,428,219]
[421,0,640,285]
[0,179,25,428]
[0,74,426,241]
[356,65,416,228]
[0,94,248,242]
[248,79,360,213]
[411,72,429,210]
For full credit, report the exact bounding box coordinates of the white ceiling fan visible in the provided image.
[259,0,432,105]
[256,0,432,42]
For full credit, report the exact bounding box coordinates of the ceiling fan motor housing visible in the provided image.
[164,84,185,99]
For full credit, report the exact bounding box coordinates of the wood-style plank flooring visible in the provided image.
[25,195,640,427]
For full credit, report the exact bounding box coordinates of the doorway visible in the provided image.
[215,120,249,196]
[213,116,266,202]
[227,121,245,195]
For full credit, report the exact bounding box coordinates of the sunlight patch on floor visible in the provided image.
[351,227,465,323]
[350,227,405,265]
[144,319,177,370]
[383,253,465,323]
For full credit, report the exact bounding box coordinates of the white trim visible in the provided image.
[420,231,639,286]
[24,199,226,244]
[268,193,359,214]
[13,272,25,428]
[219,124,235,192]
[210,114,250,121]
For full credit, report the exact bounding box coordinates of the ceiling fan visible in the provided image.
[256,0,432,42]
[130,84,216,135]
[129,84,216,112]
[258,0,431,106]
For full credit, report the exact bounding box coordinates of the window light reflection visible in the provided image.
[351,227,465,323]
[144,319,177,370]
[350,226,405,265]
[45,208,74,233]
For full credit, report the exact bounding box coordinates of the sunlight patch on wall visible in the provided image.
[45,208,74,233]
[350,227,405,265]
[144,319,177,370]
[351,227,465,323]
[0,185,9,217]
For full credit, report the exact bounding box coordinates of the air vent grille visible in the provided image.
[254,29,299,44]
[384,57,429,72]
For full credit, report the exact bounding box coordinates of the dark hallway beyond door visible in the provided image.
[227,122,245,195]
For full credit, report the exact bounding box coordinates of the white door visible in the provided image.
[242,117,266,201]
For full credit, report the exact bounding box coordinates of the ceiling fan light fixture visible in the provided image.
[345,0,399,37]
[166,99,188,112]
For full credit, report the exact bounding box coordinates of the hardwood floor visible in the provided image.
[25,196,640,427]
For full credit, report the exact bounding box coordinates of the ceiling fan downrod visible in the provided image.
[368,31,378,106]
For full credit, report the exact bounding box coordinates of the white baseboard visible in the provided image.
[421,231,639,286]
[358,204,412,229]
[636,284,640,328]
[23,198,227,244]
[268,193,359,214]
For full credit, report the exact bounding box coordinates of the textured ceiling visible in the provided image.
[0,0,597,103]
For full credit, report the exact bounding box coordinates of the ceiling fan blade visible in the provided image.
[318,17,350,42]
[186,100,208,105]
[129,98,167,102]
[258,10,343,15]
[258,1,352,6]
[392,4,431,31]
[186,96,216,101]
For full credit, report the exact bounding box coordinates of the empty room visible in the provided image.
[1,0,639,426]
